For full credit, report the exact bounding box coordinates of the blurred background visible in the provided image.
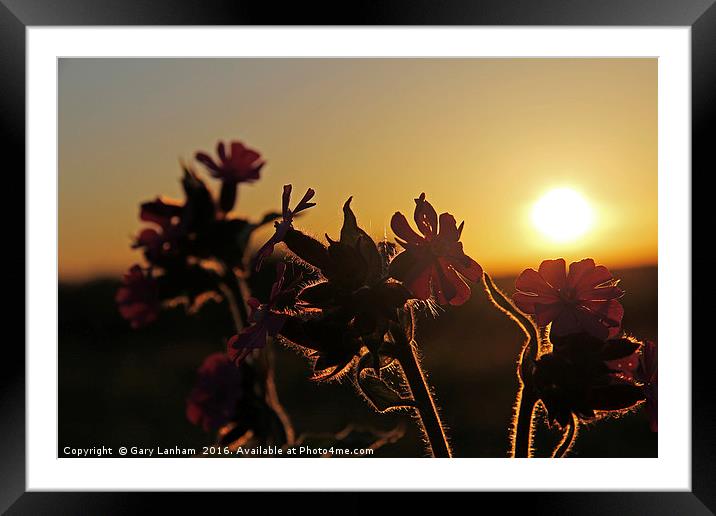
[59,58,657,457]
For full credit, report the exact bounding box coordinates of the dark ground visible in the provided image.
[58,266,657,458]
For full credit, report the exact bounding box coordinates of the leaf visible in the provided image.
[356,354,414,413]
[339,197,382,281]
[358,373,414,413]
[601,337,641,360]
[283,228,331,271]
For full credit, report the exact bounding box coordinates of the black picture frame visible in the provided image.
[2,1,712,513]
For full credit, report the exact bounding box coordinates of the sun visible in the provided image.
[531,187,594,242]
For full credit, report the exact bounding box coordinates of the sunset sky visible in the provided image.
[58,58,656,282]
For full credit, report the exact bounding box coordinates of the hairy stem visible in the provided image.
[220,265,295,445]
[513,386,538,458]
[482,273,542,458]
[219,267,250,330]
[551,413,578,458]
[260,342,295,445]
[483,273,539,361]
[395,341,451,458]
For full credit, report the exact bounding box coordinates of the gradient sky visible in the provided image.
[59,58,657,281]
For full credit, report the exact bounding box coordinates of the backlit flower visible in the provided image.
[186,352,245,433]
[533,332,645,428]
[196,140,264,183]
[607,339,658,431]
[254,184,316,270]
[196,140,265,212]
[274,198,411,379]
[227,263,297,365]
[389,193,482,306]
[133,198,184,265]
[513,258,624,340]
[115,265,160,329]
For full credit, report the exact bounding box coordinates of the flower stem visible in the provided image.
[218,268,250,331]
[482,273,541,458]
[220,265,295,445]
[395,341,451,458]
[551,413,578,458]
[513,385,537,458]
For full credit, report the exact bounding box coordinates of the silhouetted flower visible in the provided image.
[196,140,265,212]
[532,332,645,428]
[255,184,316,270]
[133,198,185,265]
[389,193,482,306]
[267,198,410,378]
[133,169,216,267]
[607,339,658,431]
[186,353,245,433]
[115,265,160,329]
[513,258,624,340]
[227,263,299,365]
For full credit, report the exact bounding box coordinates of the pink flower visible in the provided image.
[513,258,624,340]
[607,339,658,432]
[196,140,264,184]
[133,198,185,265]
[389,193,482,306]
[196,140,265,212]
[254,185,316,270]
[115,265,160,329]
[227,263,296,365]
[186,353,245,433]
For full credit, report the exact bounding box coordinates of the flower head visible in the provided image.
[271,198,411,379]
[196,140,264,183]
[115,265,160,329]
[533,332,645,428]
[186,352,245,433]
[133,198,185,265]
[513,258,624,340]
[196,140,264,212]
[389,193,482,306]
[133,169,215,267]
[227,262,298,365]
[254,184,316,270]
[607,339,658,431]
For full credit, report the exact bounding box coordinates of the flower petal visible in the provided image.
[413,193,438,239]
[577,285,624,302]
[281,184,292,218]
[451,253,483,282]
[581,299,624,329]
[512,292,539,313]
[538,259,567,289]
[437,213,460,242]
[195,152,219,172]
[407,263,433,301]
[515,268,559,298]
[293,188,316,214]
[391,212,423,245]
[566,258,596,289]
[436,258,472,306]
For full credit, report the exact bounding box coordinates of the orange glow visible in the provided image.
[59,58,656,281]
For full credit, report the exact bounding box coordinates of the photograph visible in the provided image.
[58,57,658,459]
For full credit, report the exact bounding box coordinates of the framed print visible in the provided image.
[2,0,713,512]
